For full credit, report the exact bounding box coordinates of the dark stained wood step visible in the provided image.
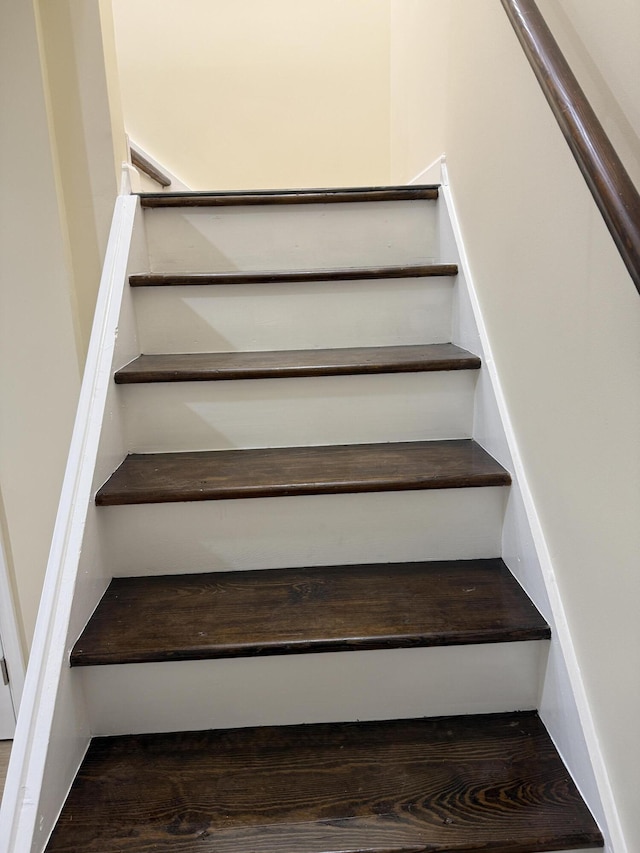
[129,263,458,287]
[45,712,603,853]
[70,559,549,667]
[114,344,480,384]
[139,184,438,207]
[95,440,511,506]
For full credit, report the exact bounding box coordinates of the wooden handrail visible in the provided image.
[130,146,171,188]
[501,0,640,296]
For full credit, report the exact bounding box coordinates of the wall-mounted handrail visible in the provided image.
[501,0,640,296]
[129,142,172,188]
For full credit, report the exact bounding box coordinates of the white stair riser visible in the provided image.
[81,640,548,736]
[143,201,439,272]
[119,371,477,453]
[97,487,507,577]
[132,278,454,354]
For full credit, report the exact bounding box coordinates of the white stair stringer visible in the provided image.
[119,370,477,452]
[132,275,454,354]
[79,640,548,736]
[144,198,439,272]
[97,486,507,578]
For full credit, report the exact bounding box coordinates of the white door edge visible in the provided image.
[0,518,26,729]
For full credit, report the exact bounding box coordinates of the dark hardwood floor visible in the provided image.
[45,712,603,853]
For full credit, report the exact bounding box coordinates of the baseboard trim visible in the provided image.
[407,154,445,186]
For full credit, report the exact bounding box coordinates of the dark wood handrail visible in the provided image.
[130,146,171,189]
[501,0,640,296]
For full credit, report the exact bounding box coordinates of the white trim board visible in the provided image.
[0,520,25,722]
[407,153,445,186]
[434,158,616,852]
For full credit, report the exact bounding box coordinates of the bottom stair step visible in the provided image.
[46,713,603,853]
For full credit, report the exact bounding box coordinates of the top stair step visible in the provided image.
[139,184,439,207]
[140,188,441,273]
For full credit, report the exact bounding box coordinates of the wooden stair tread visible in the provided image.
[45,712,603,853]
[129,263,458,287]
[71,559,549,666]
[95,439,511,506]
[139,184,439,207]
[114,344,480,383]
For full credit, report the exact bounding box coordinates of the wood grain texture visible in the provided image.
[129,264,458,287]
[45,712,603,853]
[501,0,640,295]
[95,440,511,506]
[70,559,549,666]
[114,344,480,384]
[139,185,439,207]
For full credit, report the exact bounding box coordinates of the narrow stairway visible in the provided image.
[46,186,603,853]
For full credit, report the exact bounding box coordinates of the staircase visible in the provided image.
[43,186,603,852]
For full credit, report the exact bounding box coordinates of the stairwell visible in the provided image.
[40,185,602,852]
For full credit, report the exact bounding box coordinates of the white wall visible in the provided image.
[440,2,640,849]
[111,0,391,190]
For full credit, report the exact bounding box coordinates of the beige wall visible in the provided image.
[538,0,640,186]
[442,1,640,848]
[0,0,82,649]
[37,0,125,359]
[111,0,391,190]
[390,0,449,183]
[0,0,124,649]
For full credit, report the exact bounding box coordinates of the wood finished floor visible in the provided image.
[70,559,549,667]
[0,740,11,800]
[95,439,511,506]
[45,713,603,853]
